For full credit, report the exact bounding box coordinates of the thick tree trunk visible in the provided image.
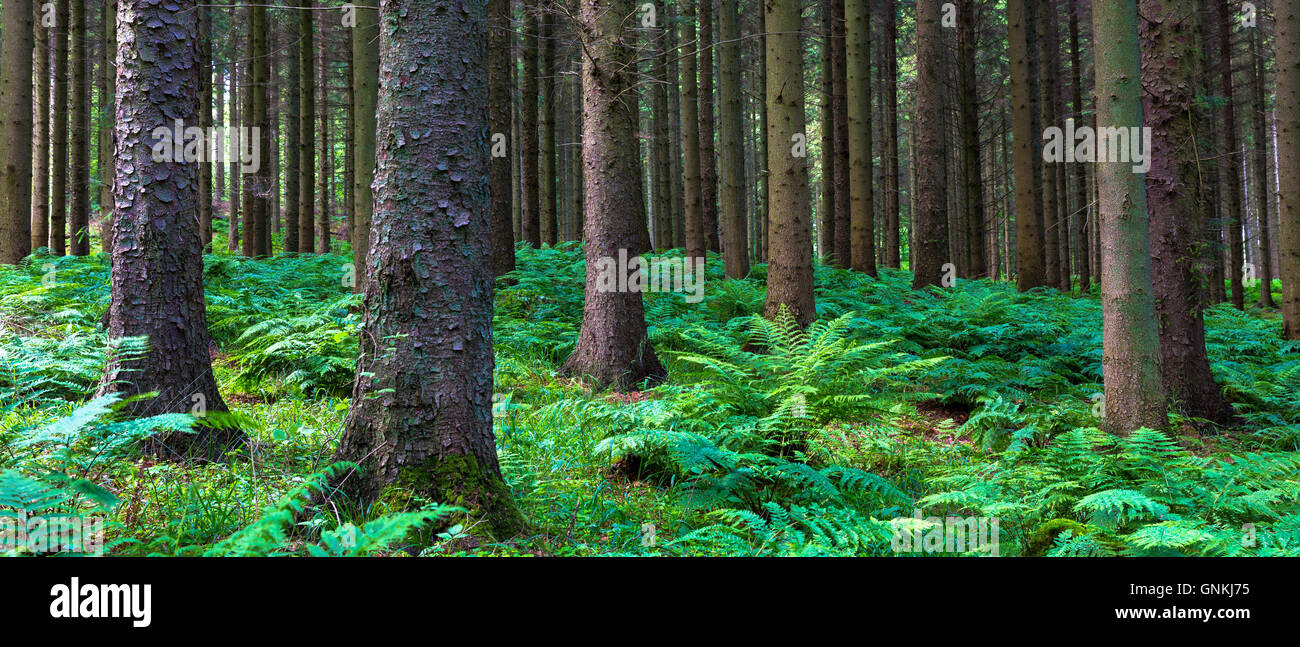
[559,0,667,390]
[0,0,35,264]
[1094,0,1166,432]
[698,0,720,252]
[763,0,816,325]
[1139,0,1234,425]
[99,0,241,459]
[298,1,315,253]
[1009,0,1043,290]
[488,0,514,276]
[334,0,523,539]
[680,0,705,261]
[1280,0,1300,339]
[718,0,750,277]
[912,0,947,289]
[846,0,875,275]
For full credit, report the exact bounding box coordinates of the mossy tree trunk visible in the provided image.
[334,0,523,539]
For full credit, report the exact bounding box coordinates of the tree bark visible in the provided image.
[1069,0,1089,291]
[0,0,35,264]
[830,0,850,268]
[1279,0,1300,338]
[32,4,51,253]
[1249,22,1275,308]
[99,0,241,459]
[882,0,900,268]
[846,0,875,275]
[1139,0,1234,425]
[1009,0,1043,290]
[284,7,301,255]
[1215,0,1245,309]
[1038,0,1060,288]
[717,0,750,276]
[520,9,540,248]
[298,1,315,253]
[957,0,984,279]
[334,0,523,539]
[196,5,210,253]
[680,0,705,261]
[51,0,69,256]
[1094,0,1166,432]
[540,10,558,247]
[912,0,948,289]
[559,0,667,390]
[763,0,816,325]
[818,0,835,263]
[488,0,514,276]
[698,0,720,252]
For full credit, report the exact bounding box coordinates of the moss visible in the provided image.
[1026,518,1090,556]
[378,453,527,544]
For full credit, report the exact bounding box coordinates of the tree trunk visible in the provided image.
[651,13,672,250]
[284,6,301,255]
[1094,0,1166,433]
[698,0,720,252]
[51,0,69,256]
[1069,0,1089,292]
[540,11,558,247]
[1249,23,1275,308]
[334,0,523,539]
[99,0,241,459]
[1009,0,1043,290]
[957,0,984,279]
[0,0,35,264]
[196,6,211,253]
[882,0,900,268]
[763,0,816,325]
[69,0,89,257]
[718,0,750,277]
[1038,0,1060,289]
[1280,0,1300,339]
[33,5,51,253]
[1216,0,1245,309]
[1139,0,1234,425]
[830,0,850,268]
[227,55,240,252]
[520,10,540,248]
[488,0,514,276]
[315,27,330,255]
[912,0,948,289]
[846,0,875,275]
[818,0,835,263]
[680,0,704,261]
[298,1,315,253]
[559,0,667,390]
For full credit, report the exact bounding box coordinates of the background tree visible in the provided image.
[911,0,947,289]
[1094,0,1166,432]
[1009,0,1044,290]
[521,7,540,247]
[98,0,241,458]
[762,0,815,326]
[298,0,315,253]
[33,3,51,253]
[489,0,514,276]
[680,0,705,261]
[698,0,719,252]
[718,0,750,277]
[51,0,69,256]
[560,0,667,389]
[1280,0,1300,339]
[846,0,874,275]
[0,0,35,264]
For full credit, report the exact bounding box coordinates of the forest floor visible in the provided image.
[2,225,1298,557]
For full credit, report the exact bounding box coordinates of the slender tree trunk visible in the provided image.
[68,0,89,256]
[1249,23,1275,308]
[651,12,672,250]
[284,7,301,255]
[334,0,523,538]
[559,0,667,390]
[763,0,815,325]
[1070,0,1089,291]
[33,4,50,253]
[197,6,212,254]
[298,1,315,253]
[316,29,330,255]
[520,9,540,248]
[1038,0,1060,288]
[488,0,514,275]
[830,0,850,268]
[698,0,720,252]
[818,0,835,263]
[1009,0,1043,289]
[227,55,240,252]
[50,0,69,256]
[845,0,875,275]
[540,11,558,247]
[912,0,948,289]
[0,0,35,263]
[99,0,117,254]
[1279,0,1300,338]
[99,0,241,458]
[1140,0,1234,425]
[681,0,704,261]
[353,0,379,283]
[1216,0,1245,309]
[1094,0,1166,432]
[882,0,900,268]
[957,0,984,279]
[718,0,750,276]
